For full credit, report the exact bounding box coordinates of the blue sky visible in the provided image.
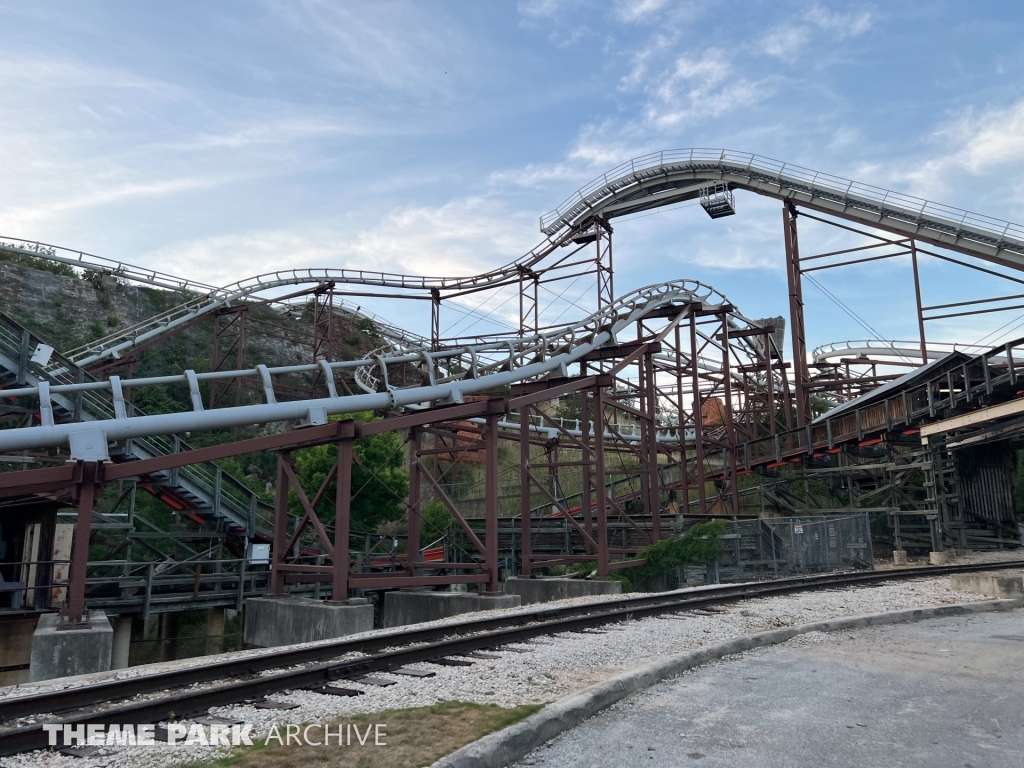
[2,1,1024,357]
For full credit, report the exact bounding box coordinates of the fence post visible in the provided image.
[235,557,247,612]
[143,563,154,622]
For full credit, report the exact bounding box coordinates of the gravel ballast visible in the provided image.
[0,570,1013,768]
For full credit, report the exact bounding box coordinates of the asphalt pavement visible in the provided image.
[515,608,1024,768]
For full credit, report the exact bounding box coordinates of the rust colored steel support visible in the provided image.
[911,240,928,363]
[518,266,539,337]
[593,385,609,578]
[311,285,334,394]
[312,284,334,363]
[209,306,248,410]
[674,323,691,516]
[642,349,661,541]
[580,388,593,546]
[689,313,708,515]
[519,406,533,577]
[594,220,614,314]
[784,202,811,427]
[407,426,422,577]
[66,462,101,623]
[330,431,354,602]
[720,313,740,516]
[430,288,441,351]
[765,329,778,436]
[485,412,500,592]
[270,453,290,596]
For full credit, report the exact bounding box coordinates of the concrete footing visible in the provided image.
[243,597,374,648]
[111,615,132,670]
[503,577,622,605]
[382,590,521,628]
[892,550,908,566]
[929,551,949,565]
[29,610,112,682]
[952,574,1024,600]
[205,608,226,655]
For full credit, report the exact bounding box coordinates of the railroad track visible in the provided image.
[2,558,1022,756]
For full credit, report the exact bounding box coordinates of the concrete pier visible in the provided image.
[503,577,621,604]
[111,614,132,669]
[29,610,112,682]
[951,573,1024,599]
[205,607,225,655]
[382,590,520,628]
[243,597,374,648]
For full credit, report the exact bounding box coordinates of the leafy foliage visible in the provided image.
[420,500,473,550]
[292,413,409,532]
[0,248,78,277]
[632,519,728,579]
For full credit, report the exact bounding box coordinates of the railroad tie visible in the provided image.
[392,667,437,678]
[312,685,365,697]
[356,676,398,687]
[253,700,300,710]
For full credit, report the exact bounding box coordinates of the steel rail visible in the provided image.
[1,558,1020,755]
[0,237,221,295]
[9,149,1024,370]
[540,149,1024,270]
[0,280,746,456]
[811,339,995,364]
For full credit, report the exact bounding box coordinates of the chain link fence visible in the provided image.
[718,514,874,582]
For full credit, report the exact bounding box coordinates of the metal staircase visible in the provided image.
[0,311,272,539]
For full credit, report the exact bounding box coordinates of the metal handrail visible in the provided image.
[810,339,995,363]
[539,149,1024,258]
[0,280,755,454]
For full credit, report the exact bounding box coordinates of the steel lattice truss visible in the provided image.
[3,148,1024,622]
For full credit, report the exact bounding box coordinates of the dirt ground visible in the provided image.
[202,701,543,768]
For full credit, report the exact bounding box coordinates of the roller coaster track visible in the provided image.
[10,149,1020,372]
[540,149,1024,269]
[811,339,995,364]
[0,279,748,456]
[5,149,1023,457]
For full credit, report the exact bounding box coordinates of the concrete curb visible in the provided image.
[430,597,1024,768]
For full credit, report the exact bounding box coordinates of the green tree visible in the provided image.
[292,413,409,532]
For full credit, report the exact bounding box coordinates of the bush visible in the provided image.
[355,317,377,335]
[565,560,634,593]
[0,247,78,277]
[632,519,728,580]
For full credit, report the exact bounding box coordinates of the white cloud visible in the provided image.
[347,197,538,278]
[685,214,783,271]
[644,49,774,128]
[264,0,471,100]
[517,0,568,19]
[489,162,588,188]
[890,98,1024,199]
[614,0,670,23]
[760,25,811,60]
[0,176,225,233]
[806,5,873,37]
[146,197,540,289]
[758,6,872,61]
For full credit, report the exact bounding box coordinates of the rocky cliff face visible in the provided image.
[0,259,383,375]
[0,260,177,354]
